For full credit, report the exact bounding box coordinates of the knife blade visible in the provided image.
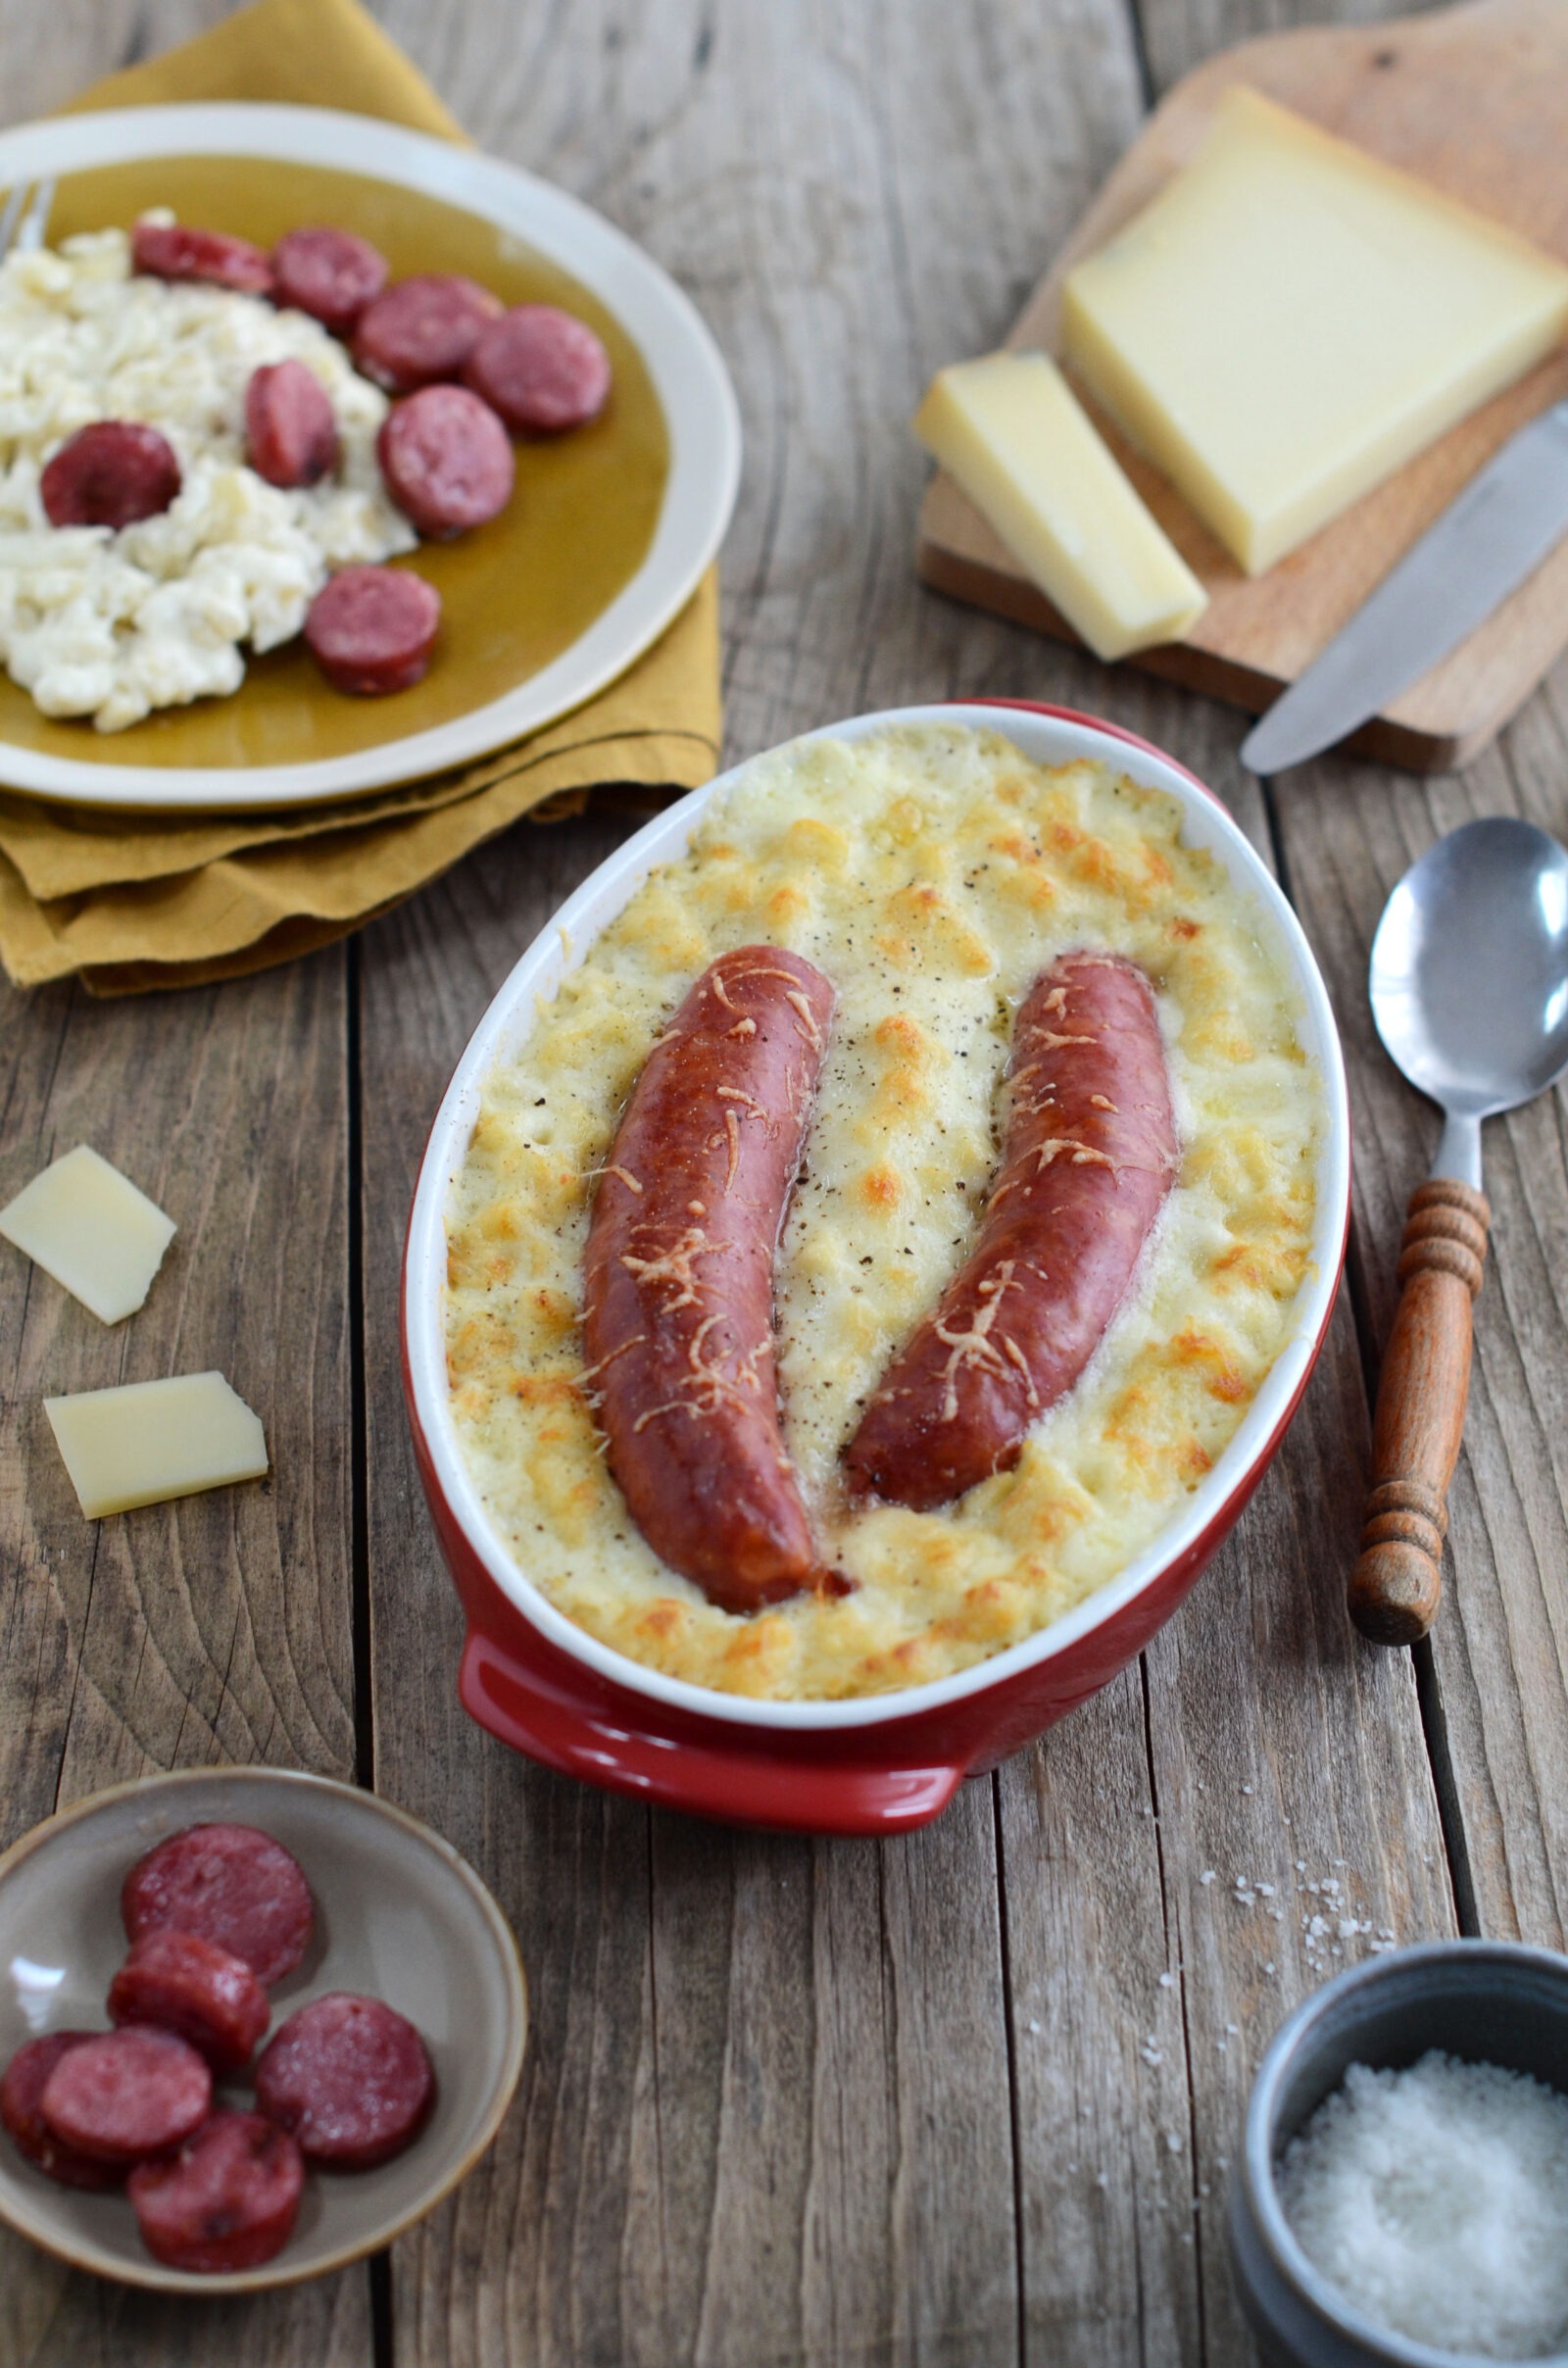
[1240,397,1568,775]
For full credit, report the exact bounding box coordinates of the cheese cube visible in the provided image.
[44,1373,269,1519]
[914,351,1207,659]
[0,1145,175,1324]
[1061,87,1568,574]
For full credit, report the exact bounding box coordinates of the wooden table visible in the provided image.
[1,2,1562,2361]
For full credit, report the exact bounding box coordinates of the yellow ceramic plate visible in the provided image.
[0,104,739,811]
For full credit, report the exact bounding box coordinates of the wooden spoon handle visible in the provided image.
[1348,1178,1490,1647]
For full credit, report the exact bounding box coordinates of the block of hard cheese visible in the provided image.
[0,1145,175,1324]
[913,351,1206,659]
[1061,86,1568,574]
[44,1373,269,1519]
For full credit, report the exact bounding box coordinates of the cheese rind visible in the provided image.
[44,1372,269,1519]
[0,1144,175,1324]
[914,351,1206,659]
[1061,86,1568,574]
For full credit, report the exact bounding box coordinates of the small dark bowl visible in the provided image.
[1228,1941,1568,2368]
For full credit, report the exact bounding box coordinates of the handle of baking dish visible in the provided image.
[459,1629,964,1836]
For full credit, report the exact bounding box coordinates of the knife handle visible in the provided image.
[1348,1179,1490,1647]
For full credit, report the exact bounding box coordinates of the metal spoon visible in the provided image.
[1350,815,1568,1645]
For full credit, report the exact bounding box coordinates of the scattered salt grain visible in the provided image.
[1279,2050,1568,2358]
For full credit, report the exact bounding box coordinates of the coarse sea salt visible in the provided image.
[1279,2050,1568,2359]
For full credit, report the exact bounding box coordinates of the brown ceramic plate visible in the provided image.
[0,103,739,811]
[0,1766,527,2292]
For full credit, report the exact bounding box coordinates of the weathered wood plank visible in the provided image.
[1266,695,1568,1950]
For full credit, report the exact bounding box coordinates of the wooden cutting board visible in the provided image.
[916,0,1568,771]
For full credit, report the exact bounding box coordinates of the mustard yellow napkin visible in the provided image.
[0,0,721,994]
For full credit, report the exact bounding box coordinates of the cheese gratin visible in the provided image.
[446,723,1323,1701]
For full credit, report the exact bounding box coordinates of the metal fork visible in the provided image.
[0,177,56,263]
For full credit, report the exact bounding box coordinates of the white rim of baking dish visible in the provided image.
[0,102,740,812]
[405,701,1352,1734]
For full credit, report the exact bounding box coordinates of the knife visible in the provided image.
[1240,397,1568,775]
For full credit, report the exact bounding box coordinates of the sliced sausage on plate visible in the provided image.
[351,272,503,394]
[128,2110,305,2273]
[38,2027,212,2166]
[1,2033,124,2189]
[304,566,442,695]
[376,384,514,536]
[40,421,181,531]
[270,225,388,337]
[255,1992,434,2168]
[465,304,612,433]
[245,359,339,490]
[131,221,274,296]
[122,1822,316,1989]
[109,1928,270,2072]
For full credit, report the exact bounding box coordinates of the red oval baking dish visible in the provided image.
[401,701,1351,1835]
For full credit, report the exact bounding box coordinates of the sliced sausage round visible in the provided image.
[270,225,388,337]
[131,221,274,296]
[464,304,612,433]
[128,2110,305,2274]
[304,566,441,695]
[843,953,1179,1509]
[376,384,514,536]
[583,948,837,1611]
[39,2027,211,2166]
[1,2034,124,2190]
[109,1928,270,2072]
[40,421,181,531]
[255,1992,434,2168]
[351,272,503,394]
[245,359,339,489]
[122,1822,315,1989]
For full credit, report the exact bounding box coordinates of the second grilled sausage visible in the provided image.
[843,952,1178,1509]
[583,947,835,1613]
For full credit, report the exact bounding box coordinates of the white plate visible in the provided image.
[0,103,740,812]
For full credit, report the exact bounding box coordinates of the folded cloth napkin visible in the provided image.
[0,0,721,994]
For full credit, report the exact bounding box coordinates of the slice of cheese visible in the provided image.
[1061,86,1568,574]
[0,1145,175,1324]
[914,351,1207,659]
[44,1373,269,1519]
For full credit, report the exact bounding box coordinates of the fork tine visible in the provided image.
[15,178,54,253]
[0,183,27,264]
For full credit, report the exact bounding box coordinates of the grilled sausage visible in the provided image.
[131,221,273,296]
[122,1822,315,1988]
[38,2027,212,2165]
[255,1994,433,2169]
[109,1929,270,2072]
[245,359,339,489]
[843,953,1177,1509]
[463,304,612,433]
[304,565,441,695]
[270,225,388,337]
[351,273,503,394]
[583,947,835,1612]
[129,2110,304,2272]
[375,384,514,536]
[1,2034,124,2189]
[40,421,180,529]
